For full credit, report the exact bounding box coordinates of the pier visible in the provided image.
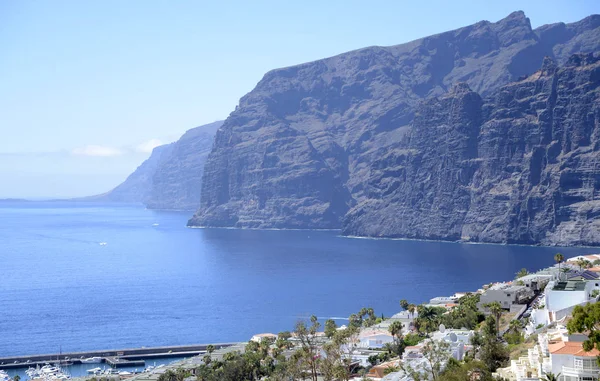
[0,343,237,370]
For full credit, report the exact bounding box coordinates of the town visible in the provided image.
[7,252,595,381]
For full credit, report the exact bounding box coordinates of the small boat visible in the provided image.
[99,242,107,246]
[81,357,103,364]
[87,367,102,374]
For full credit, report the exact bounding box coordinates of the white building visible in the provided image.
[250,333,277,342]
[358,329,395,349]
[528,279,600,330]
[479,283,534,310]
[389,310,418,333]
[516,274,552,292]
[549,340,600,381]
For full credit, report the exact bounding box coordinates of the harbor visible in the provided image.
[0,343,236,370]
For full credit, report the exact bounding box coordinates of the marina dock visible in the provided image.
[0,343,237,370]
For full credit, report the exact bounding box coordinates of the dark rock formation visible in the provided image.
[345,54,600,246]
[146,121,223,210]
[86,121,222,210]
[191,12,600,246]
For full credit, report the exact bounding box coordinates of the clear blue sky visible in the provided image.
[1,0,598,198]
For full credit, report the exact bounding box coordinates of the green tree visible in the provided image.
[400,299,409,311]
[577,258,593,270]
[554,253,564,276]
[206,344,215,354]
[567,302,600,363]
[363,307,377,327]
[157,369,190,381]
[13,376,20,381]
[408,304,416,318]
[508,319,522,333]
[388,320,406,356]
[415,305,444,334]
[479,315,509,372]
[541,372,561,381]
[483,302,502,337]
[294,315,321,381]
[438,360,492,381]
[515,268,528,279]
[402,340,450,381]
[324,319,338,338]
[320,325,359,381]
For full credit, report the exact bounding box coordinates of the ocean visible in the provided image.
[0,201,589,357]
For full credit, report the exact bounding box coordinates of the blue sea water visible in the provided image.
[0,201,591,357]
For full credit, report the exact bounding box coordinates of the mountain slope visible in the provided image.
[86,121,222,209]
[81,143,174,203]
[190,12,600,240]
[146,120,223,210]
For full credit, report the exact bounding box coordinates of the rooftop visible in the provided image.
[566,270,599,280]
[488,282,527,291]
[517,274,552,281]
[549,341,600,357]
[552,281,586,291]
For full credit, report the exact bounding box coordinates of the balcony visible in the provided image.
[562,365,600,378]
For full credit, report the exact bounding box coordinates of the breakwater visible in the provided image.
[0,343,237,370]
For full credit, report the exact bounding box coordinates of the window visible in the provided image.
[575,358,600,371]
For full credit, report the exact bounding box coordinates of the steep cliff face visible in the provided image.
[82,144,174,203]
[344,54,600,246]
[87,121,222,209]
[191,11,600,237]
[146,121,223,210]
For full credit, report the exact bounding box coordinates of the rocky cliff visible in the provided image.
[344,54,600,246]
[190,12,600,245]
[146,120,223,210]
[87,121,222,209]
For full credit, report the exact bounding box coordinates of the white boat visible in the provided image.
[81,357,103,364]
[0,370,10,381]
[86,367,102,374]
[41,365,60,374]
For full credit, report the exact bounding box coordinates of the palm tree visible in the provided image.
[577,258,593,270]
[13,376,20,381]
[415,305,441,334]
[554,253,564,277]
[388,321,404,339]
[484,302,503,337]
[399,299,409,311]
[509,319,522,333]
[515,268,528,279]
[408,304,416,318]
[541,372,561,381]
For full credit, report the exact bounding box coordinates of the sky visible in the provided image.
[1,0,598,198]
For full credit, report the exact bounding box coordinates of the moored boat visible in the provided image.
[80,357,103,364]
[86,367,102,374]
